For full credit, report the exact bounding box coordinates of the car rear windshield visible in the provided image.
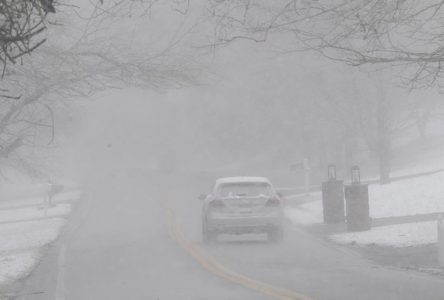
[218,182,273,197]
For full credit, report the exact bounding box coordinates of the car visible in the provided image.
[201,176,283,243]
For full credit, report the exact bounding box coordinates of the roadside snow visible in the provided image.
[0,181,81,292]
[0,188,82,211]
[0,204,71,224]
[53,189,83,203]
[0,252,39,286]
[285,201,323,225]
[283,192,321,202]
[371,172,444,218]
[330,221,437,247]
[286,171,444,226]
[285,173,444,248]
[0,219,66,286]
[0,219,66,252]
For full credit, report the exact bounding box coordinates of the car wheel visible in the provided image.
[202,220,217,244]
[267,226,283,243]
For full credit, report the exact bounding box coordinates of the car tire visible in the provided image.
[268,226,283,243]
[202,220,217,244]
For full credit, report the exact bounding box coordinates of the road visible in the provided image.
[15,168,444,300]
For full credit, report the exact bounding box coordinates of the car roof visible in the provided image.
[215,176,271,186]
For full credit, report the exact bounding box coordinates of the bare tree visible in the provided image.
[0,0,188,81]
[207,0,444,183]
[0,0,55,76]
[0,0,201,174]
[209,0,444,89]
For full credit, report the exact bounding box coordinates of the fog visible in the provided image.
[3,1,444,300]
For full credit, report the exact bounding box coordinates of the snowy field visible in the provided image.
[0,183,81,292]
[285,172,444,247]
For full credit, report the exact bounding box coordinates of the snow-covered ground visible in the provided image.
[285,172,444,247]
[371,173,444,218]
[0,219,67,288]
[0,204,71,224]
[285,194,323,226]
[0,183,81,293]
[285,200,322,225]
[330,221,437,247]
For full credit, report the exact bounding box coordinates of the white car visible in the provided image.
[201,177,283,243]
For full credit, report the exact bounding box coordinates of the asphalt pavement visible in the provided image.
[16,171,444,300]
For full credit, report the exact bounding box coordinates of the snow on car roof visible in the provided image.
[215,177,271,185]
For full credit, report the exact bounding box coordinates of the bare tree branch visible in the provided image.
[208,0,444,88]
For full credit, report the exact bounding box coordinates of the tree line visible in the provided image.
[2,0,444,182]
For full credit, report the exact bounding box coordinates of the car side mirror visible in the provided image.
[198,194,207,201]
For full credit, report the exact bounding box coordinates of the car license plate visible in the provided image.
[240,209,252,214]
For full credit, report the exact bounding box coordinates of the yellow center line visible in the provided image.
[165,207,316,300]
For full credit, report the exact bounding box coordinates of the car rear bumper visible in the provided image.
[206,212,282,234]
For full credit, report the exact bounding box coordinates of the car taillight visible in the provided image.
[209,199,225,208]
[266,197,280,207]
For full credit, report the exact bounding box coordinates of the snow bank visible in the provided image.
[53,189,83,203]
[0,182,81,290]
[330,221,437,247]
[0,188,81,211]
[370,172,444,218]
[285,173,444,248]
[0,204,71,224]
[286,171,444,226]
[0,219,66,286]
[0,219,66,253]
[0,252,40,286]
[285,201,323,225]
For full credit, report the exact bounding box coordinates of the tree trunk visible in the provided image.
[416,109,430,141]
[378,141,391,184]
[343,137,354,178]
[417,120,427,140]
[377,94,391,184]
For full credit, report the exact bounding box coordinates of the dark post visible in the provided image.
[344,166,371,232]
[321,164,345,224]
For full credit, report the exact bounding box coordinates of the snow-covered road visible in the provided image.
[18,172,271,300]
[16,171,444,300]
